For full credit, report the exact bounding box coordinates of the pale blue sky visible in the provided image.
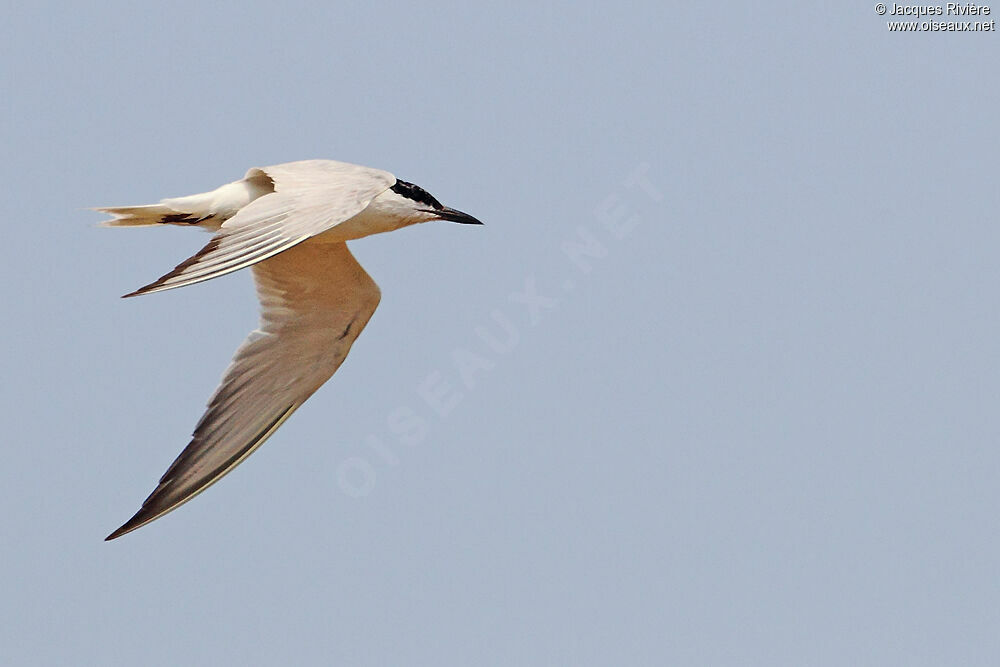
[3,2,1000,665]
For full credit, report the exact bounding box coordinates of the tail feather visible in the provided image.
[95,204,202,227]
[96,171,274,229]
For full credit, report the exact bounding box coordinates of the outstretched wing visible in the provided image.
[106,241,381,540]
[123,160,394,297]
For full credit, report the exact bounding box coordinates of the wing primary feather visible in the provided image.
[122,235,306,297]
[105,402,300,541]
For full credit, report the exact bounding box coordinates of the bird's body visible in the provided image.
[101,159,482,540]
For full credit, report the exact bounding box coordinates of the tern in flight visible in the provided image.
[100,159,482,540]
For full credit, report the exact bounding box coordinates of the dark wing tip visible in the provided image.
[120,276,169,298]
[120,272,179,299]
[119,236,225,299]
[121,287,150,299]
[105,485,179,540]
[105,509,151,541]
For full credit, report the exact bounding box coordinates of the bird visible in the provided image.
[99,159,482,540]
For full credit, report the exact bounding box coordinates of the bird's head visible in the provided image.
[386,179,484,226]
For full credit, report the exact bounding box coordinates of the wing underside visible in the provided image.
[106,241,382,540]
